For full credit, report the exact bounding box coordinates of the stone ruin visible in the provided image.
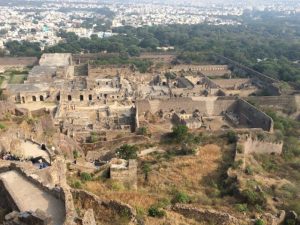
[0,53,278,142]
[109,158,137,190]
[0,52,297,225]
[136,97,274,132]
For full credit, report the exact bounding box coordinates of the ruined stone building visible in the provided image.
[1,53,275,140]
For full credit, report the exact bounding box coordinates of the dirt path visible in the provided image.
[0,170,65,225]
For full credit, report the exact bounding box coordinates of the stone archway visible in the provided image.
[41,144,46,150]
[40,95,44,101]
[32,96,36,102]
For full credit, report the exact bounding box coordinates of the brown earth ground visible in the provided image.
[74,141,243,224]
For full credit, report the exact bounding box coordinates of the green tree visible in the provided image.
[137,127,148,136]
[80,172,92,182]
[142,163,151,182]
[148,205,166,218]
[171,125,189,143]
[255,219,265,225]
[128,45,140,57]
[116,144,138,160]
[172,191,191,204]
[139,36,159,50]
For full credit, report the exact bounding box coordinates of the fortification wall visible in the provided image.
[73,53,118,64]
[218,56,279,83]
[246,96,297,113]
[169,64,229,75]
[202,76,219,88]
[110,160,137,189]
[88,64,132,78]
[137,97,236,116]
[213,98,237,115]
[71,189,137,224]
[172,204,245,225]
[243,137,283,155]
[137,98,205,115]
[81,135,149,154]
[0,57,37,72]
[0,101,16,120]
[236,99,273,132]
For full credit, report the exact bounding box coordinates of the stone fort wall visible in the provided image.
[0,101,16,120]
[246,96,297,113]
[243,136,283,155]
[110,159,137,190]
[71,189,137,224]
[136,97,236,116]
[136,97,273,131]
[236,99,273,132]
[173,204,244,225]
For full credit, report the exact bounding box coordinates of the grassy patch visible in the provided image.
[0,123,6,130]
[8,74,27,84]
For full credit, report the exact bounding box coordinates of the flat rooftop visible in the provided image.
[39,53,71,67]
[7,83,50,93]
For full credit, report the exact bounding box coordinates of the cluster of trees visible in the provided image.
[4,40,41,57]
[91,55,153,73]
[44,31,146,57]
[3,12,300,82]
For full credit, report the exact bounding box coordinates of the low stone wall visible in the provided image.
[71,189,137,224]
[110,159,137,190]
[30,108,49,117]
[243,136,283,155]
[81,135,149,153]
[172,204,245,225]
[3,210,53,225]
[0,101,16,120]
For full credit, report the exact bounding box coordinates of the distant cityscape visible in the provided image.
[0,0,299,50]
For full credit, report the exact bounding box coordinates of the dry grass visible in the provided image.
[70,141,239,224]
[84,181,158,209]
[144,211,202,225]
[140,144,222,195]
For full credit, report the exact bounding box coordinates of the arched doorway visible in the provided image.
[32,96,36,102]
[41,144,46,150]
[40,95,44,101]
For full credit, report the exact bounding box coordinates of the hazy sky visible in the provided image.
[107,0,300,6]
[6,0,300,7]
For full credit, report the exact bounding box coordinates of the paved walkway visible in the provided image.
[0,170,65,225]
[138,147,164,157]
